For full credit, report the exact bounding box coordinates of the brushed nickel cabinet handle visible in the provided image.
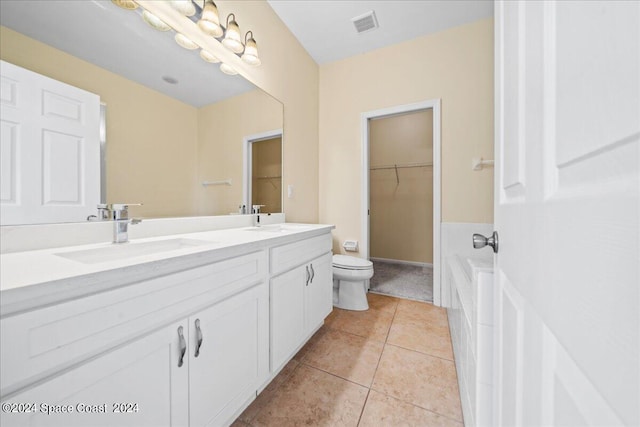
[194,319,203,357]
[305,265,310,286]
[310,263,315,283]
[177,326,186,367]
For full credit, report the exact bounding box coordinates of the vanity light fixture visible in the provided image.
[221,14,244,54]
[241,31,261,66]
[197,0,223,38]
[219,63,238,76]
[170,0,196,17]
[142,10,171,31]
[200,48,220,63]
[111,0,263,74]
[175,33,199,50]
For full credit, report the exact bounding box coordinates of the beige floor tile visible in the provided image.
[252,365,368,427]
[327,308,394,342]
[359,390,464,427]
[239,359,299,423]
[387,314,454,360]
[292,325,328,363]
[396,299,449,327]
[366,292,400,314]
[303,328,385,387]
[372,345,462,421]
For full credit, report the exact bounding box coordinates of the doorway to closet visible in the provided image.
[361,100,441,304]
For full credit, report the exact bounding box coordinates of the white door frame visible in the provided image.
[242,129,283,211]
[361,99,442,306]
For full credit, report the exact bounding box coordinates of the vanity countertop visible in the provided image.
[0,223,334,316]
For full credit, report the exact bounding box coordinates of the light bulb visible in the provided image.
[200,49,220,63]
[142,10,171,31]
[170,0,195,16]
[175,33,199,50]
[220,63,238,75]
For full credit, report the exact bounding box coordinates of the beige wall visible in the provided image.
[0,26,199,219]
[197,89,282,215]
[370,110,433,263]
[215,1,320,223]
[319,19,494,254]
[252,137,282,214]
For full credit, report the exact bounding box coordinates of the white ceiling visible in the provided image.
[267,0,494,64]
[0,1,256,107]
[1,1,494,106]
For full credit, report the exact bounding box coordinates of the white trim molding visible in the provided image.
[242,129,283,211]
[361,99,442,306]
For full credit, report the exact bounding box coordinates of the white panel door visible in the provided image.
[494,1,639,426]
[0,60,100,225]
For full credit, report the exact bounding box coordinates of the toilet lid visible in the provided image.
[332,255,373,270]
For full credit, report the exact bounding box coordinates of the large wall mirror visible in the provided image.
[0,0,283,225]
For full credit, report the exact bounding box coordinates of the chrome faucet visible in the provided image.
[252,205,265,227]
[110,203,142,243]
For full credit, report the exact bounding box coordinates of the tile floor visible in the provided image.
[233,293,463,427]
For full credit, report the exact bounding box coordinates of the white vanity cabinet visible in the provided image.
[0,251,269,427]
[0,225,335,427]
[270,234,333,371]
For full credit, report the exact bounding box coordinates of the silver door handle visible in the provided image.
[310,263,315,283]
[194,319,203,358]
[305,265,310,286]
[473,231,499,253]
[177,325,186,367]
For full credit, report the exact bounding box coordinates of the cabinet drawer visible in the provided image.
[0,251,266,396]
[270,233,332,276]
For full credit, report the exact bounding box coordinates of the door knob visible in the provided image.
[473,231,499,253]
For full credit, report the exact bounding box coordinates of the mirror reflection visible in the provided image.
[0,0,283,225]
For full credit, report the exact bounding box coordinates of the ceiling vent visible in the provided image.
[351,10,379,34]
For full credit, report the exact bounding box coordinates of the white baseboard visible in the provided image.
[370,257,433,268]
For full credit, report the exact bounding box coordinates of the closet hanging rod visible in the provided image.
[370,162,433,171]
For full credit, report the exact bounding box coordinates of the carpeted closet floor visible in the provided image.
[368,260,433,302]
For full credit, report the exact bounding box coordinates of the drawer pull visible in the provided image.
[194,319,203,357]
[310,263,315,283]
[305,265,310,286]
[177,326,186,367]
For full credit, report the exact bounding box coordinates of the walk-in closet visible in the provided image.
[368,109,433,301]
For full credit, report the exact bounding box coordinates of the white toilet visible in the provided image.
[332,255,374,311]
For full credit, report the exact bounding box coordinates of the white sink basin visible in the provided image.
[55,238,213,264]
[244,224,313,233]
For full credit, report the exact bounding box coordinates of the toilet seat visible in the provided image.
[332,255,373,270]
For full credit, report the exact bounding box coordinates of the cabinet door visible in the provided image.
[305,252,333,334]
[189,283,268,427]
[0,321,189,427]
[270,265,306,371]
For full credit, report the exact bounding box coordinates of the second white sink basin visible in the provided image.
[55,238,213,264]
